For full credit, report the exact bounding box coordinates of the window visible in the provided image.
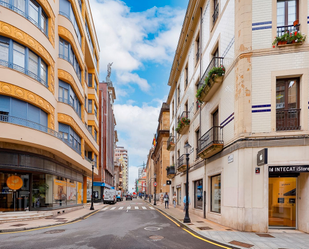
[94,79,97,91]
[85,19,94,53]
[177,86,180,105]
[0,36,48,86]
[213,48,219,67]
[94,104,97,117]
[276,78,300,131]
[172,100,174,117]
[88,99,92,113]
[59,0,81,44]
[94,129,97,142]
[88,73,92,87]
[88,125,92,134]
[0,0,48,35]
[194,180,203,209]
[59,123,81,154]
[277,0,298,27]
[195,35,200,65]
[195,128,200,159]
[195,81,200,112]
[211,175,221,213]
[58,80,81,118]
[185,64,188,88]
[213,0,219,26]
[59,37,81,82]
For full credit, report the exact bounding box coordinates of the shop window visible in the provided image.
[211,174,221,213]
[194,179,203,209]
[67,179,77,206]
[53,176,67,207]
[276,78,300,131]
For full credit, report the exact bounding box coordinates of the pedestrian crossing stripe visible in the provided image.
[110,207,116,210]
[101,206,155,211]
[102,207,109,210]
[127,206,131,209]
[134,206,139,209]
[119,207,123,210]
[142,206,146,209]
[149,207,155,210]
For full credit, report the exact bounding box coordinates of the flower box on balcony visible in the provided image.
[167,141,175,151]
[177,164,187,173]
[166,166,176,179]
[176,117,190,135]
[277,41,303,47]
[197,75,224,103]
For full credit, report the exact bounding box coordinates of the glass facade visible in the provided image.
[194,179,203,209]
[211,175,221,213]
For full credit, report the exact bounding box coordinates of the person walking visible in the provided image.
[183,195,190,212]
[164,192,169,209]
[172,193,176,208]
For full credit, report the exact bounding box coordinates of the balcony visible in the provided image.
[274,23,305,46]
[176,111,190,135]
[196,57,224,103]
[197,126,223,159]
[276,109,301,131]
[167,135,175,151]
[177,155,188,173]
[166,166,176,179]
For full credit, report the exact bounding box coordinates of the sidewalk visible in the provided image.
[148,200,309,249]
[0,203,105,233]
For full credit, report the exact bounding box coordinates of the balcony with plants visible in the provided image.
[273,22,306,47]
[166,165,176,179]
[176,111,190,135]
[196,57,225,103]
[177,155,187,173]
[167,135,175,151]
[197,126,223,159]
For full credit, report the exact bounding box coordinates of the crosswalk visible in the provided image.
[101,206,155,211]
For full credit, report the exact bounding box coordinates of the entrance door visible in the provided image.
[269,177,297,228]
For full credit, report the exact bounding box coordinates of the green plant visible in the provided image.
[175,117,190,133]
[166,166,170,170]
[273,30,306,46]
[196,65,225,100]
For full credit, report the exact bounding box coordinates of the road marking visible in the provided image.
[119,207,124,210]
[127,206,131,209]
[134,206,139,210]
[102,207,109,210]
[142,206,147,209]
[156,209,180,227]
[149,207,155,210]
[110,207,116,210]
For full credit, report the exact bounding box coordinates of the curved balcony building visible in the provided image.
[0,0,100,211]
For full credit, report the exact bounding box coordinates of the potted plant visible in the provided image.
[273,30,306,46]
[176,117,190,133]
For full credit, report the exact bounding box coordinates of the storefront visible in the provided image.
[268,165,309,229]
[194,179,203,209]
[0,150,84,212]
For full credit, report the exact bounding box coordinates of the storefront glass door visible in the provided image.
[269,177,297,228]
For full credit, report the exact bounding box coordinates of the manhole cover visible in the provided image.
[197,226,212,230]
[44,229,65,234]
[149,235,164,241]
[144,227,161,231]
[256,233,274,238]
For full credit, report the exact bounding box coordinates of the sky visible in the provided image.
[89,0,189,191]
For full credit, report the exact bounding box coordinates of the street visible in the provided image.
[0,199,232,249]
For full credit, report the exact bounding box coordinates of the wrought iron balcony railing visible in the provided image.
[197,57,224,90]
[177,154,185,170]
[277,24,300,37]
[178,111,189,121]
[276,109,301,131]
[212,3,219,26]
[166,166,176,177]
[0,114,81,155]
[197,126,223,155]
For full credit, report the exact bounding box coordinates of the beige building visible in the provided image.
[0,0,100,210]
[151,103,170,198]
[166,0,309,233]
[145,147,154,196]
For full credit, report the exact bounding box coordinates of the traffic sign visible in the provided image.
[153,182,157,187]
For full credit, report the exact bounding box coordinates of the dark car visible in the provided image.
[126,194,132,200]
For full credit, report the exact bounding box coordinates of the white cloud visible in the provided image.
[89,0,185,92]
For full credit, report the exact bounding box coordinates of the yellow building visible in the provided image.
[0,0,100,211]
[151,103,170,198]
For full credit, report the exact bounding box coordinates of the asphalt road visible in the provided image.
[0,199,231,249]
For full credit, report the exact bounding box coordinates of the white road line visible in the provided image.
[142,206,147,210]
[119,207,124,210]
[149,207,155,210]
[127,206,131,209]
[102,207,109,210]
[134,206,139,210]
[110,207,116,210]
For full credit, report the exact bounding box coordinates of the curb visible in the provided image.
[144,200,239,249]
[0,208,102,233]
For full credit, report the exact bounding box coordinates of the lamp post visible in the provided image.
[184,143,191,223]
[154,174,157,205]
[90,161,95,210]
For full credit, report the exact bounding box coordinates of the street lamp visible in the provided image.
[184,143,191,223]
[154,174,157,205]
[90,160,95,210]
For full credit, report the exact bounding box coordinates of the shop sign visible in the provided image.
[176,184,181,188]
[257,148,268,166]
[269,165,309,173]
[7,176,23,190]
[228,154,234,164]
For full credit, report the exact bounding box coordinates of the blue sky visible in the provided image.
[90,0,188,191]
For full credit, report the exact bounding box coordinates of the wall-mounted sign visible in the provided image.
[176,184,181,188]
[228,154,234,164]
[255,167,260,174]
[257,148,268,166]
[269,165,309,173]
[6,176,23,190]
[166,180,171,185]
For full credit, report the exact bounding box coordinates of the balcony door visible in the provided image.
[277,0,298,27]
[213,109,219,142]
[276,78,300,131]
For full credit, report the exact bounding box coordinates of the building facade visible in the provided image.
[115,146,128,193]
[166,0,309,233]
[93,81,116,200]
[0,0,100,211]
[151,103,170,198]
[145,148,154,196]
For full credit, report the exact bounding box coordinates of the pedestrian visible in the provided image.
[164,192,169,209]
[183,195,190,212]
[172,193,176,208]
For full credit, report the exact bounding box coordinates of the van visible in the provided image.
[103,189,116,204]
[116,191,123,201]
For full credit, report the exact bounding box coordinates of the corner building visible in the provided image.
[167,0,309,232]
[0,0,100,211]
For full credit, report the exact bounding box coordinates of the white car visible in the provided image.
[103,189,116,204]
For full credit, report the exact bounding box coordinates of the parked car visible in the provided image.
[103,189,116,204]
[126,194,132,200]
